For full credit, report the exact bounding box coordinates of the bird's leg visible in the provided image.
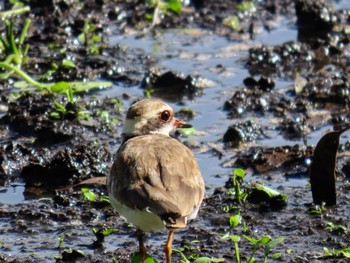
[164,230,174,263]
[136,228,146,263]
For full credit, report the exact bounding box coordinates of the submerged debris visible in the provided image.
[232,145,313,174]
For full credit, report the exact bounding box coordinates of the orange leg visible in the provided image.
[136,228,146,263]
[164,230,174,263]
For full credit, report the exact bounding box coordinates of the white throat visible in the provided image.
[150,122,174,136]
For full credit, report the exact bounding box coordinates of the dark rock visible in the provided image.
[223,120,267,148]
[295,0,338,42]
[141,70,201,101]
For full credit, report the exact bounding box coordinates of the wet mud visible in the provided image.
[1,0,350,262]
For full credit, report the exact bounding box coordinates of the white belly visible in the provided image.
[109,194,165,231]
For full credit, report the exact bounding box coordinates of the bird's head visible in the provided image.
[122,99,192,138]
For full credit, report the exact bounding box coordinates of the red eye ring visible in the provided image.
[160,110,171,122]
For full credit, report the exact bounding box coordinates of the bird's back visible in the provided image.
[108,134,205,229]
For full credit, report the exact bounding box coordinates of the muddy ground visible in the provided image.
[1,0,350,262]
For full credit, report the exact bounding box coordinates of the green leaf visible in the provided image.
[237,1,256,12]
[229,214,242,227]
[323,247,331,256]
[325,222,347,232]
[62,59,77,68]
[265,237,284,256]
[14,80,112,93]
[81,188,96,202]
[53,100,66,112]
[99,195,110,203]
[177,127,196,136]
[102,228,117,236]
[233,168,245,179]
[78,32,85,44]
[223,16,239,30]
[50,81,71,94]
[70,81,112,93]
[131,252,158,263]
[271,252,282,259]
[243,235,271,246]
[266,237,285,249]
[250,182,288,205]
[194,257,225,263]
[259,235,271,245]
[50,111,61,119]
[165,0,182,14]
[243,235,258,245]
[230,235,241,243]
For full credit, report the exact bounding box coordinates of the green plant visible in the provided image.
[309,202,327,215]
[322,247,350,259]
[57,236,65,251]
[231,168,247,204]
[174,248,225,263]
[54,248,84,260]
[243,235,284,263]
[229,214,242,228]
[0,18,30,79]
[0,5,30,19]
[223,16,239,31]
[81,187,96,202]
[55,234,84,260]
[111,98,123,112]
[248,182,288,208]
[177,127,196,136]
[81,188,110,204]
[230,235,241,263]
[78,20,103,55]
[236,1,256,13]
[91,225,117,247]
[144,88,154,98]
[131,252,158,263]
[325,222,347,233]
[146,0,182,29]
[173,240,225,263]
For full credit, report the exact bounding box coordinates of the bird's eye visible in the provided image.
[160,110,171,122]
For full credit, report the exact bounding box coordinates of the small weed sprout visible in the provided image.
[81,188,96,202]
[243,235,284,263]
[146,0,182,29]
[325,222,347,234]
[91,225,117,248]
[144,88,154,98]
[322,247,350,259]
[309,202,327,215]
[78,20,103,55]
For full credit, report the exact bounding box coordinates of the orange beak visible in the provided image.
[174,118,192,129]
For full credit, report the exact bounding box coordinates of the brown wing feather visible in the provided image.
[108,134,204,227]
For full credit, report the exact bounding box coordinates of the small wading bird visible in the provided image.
[107,99,205,263]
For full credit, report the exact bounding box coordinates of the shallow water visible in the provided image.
[1,2,350,262]
[0,8,335,203]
